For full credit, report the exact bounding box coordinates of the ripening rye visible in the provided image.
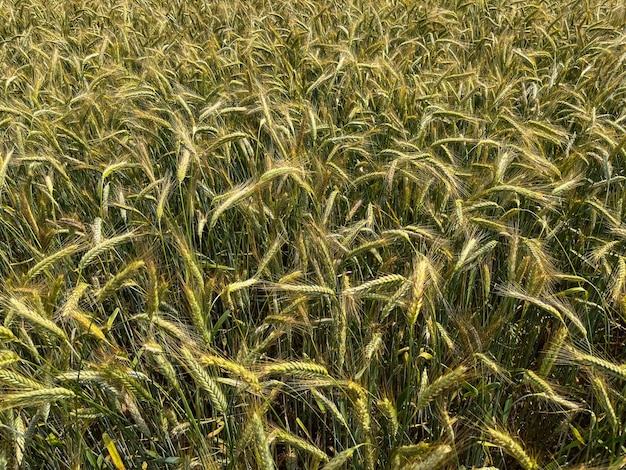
[0,0,625,468]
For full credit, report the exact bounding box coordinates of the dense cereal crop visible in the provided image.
[1,0,625,468]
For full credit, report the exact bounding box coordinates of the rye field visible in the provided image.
[0,0,625,468]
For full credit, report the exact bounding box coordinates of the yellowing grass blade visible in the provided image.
[103,433,126,470]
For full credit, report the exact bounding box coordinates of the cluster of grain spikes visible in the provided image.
[1,0,626,468]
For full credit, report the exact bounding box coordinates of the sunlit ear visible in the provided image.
[0,0,624,468]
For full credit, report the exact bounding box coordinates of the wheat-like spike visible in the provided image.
[252,411,275,470]
[394,442,431,459]
[317,236,338,287]
[225,278,258,294]
[611,256,626,303]
[223,279,255,313]
[380,280,411,320]
[180,348,228,414]
[454,198,464,228]
[14,411,25,468]
[507,234,520,281]
[465,240,499,270]
[171,421,192,436]
[102,182,110,217]
[337,273,351,372]
[263,315,299,328]
[353,394,372,439]
[321,190,339,227]
[121,391,150,435]
[533,392,581,411]
[453,236,479,273]
[297,233,308,275]
[554,300,587,338]
[246,330,285,363]
[341,219,368,248]
[311,388,349,429]
[352,393,375,470]
[196,211,207,239]
[523,370,557,395]
[162,407,180,433]
[522,237,555,277]
[522,367,574,407]
[364,332,383,361]
[84,372,121,412]
[177,146,192,183]
[377,397,399,437]
[9,298,67,340]
[223,289,235,312]
[415,366,466,411]
[408,444,452,470]
[484,184,554,204]
[285,448,297,470]
[156,176,171,222]
[78,231,136,270]
[340,373,367,398]
[0,370,45,391]
[26,244,80,280]
[441,407,457,444]
[0,349,21,369]
[175,235,204,288]
[0,326,17,342]
[590,375,620,431]
[484,427,538,470]
[91,217,101,245]
[59,283,106,341]
[344,274,407,295]
[280,296,309,317]
[254,237,284,279]
[390,440,426,467]
[407,258,428,327]
[272,428,329,462]
[311,258,325,284]
[71,408,106,420]
[56,371,106,382]
[494,150,515,183]
[474,353,510,381]
[60,282,90,318]
[569,349,626,381]
[199,353,260,392]
[268,283,335,296]
[232,389,282,461]
[134,313,188,342]
[262,361,328,378]
[322,444,366,470]
[103,366,153,403]
[101,161,133,180]
[481,261,492,301]
[150,350,181,390]
[28,405,52,444]
[434,321,457,353]
[497,286,565,325]
[182,283,211,346]
[98,260,145,301]
[0,387,76,411]
[209,182,258,228]
[0,149,13,200]
[539,327,568,376]
[259,165,304,185]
